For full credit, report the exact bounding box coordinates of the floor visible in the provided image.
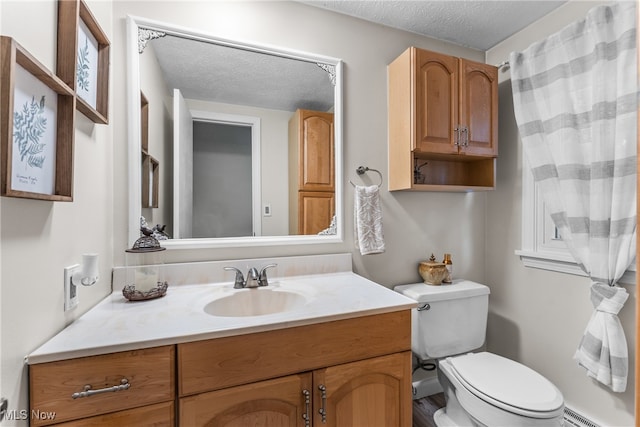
[412,393,446,427]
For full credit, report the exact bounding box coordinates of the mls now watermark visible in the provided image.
[4,409,56,421]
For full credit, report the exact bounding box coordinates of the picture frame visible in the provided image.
[57,0,110,124]
[142,152,159,208]
[141,91,149,153]
[0,36,75,201]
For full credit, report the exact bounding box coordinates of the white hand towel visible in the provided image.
[574,283,629,392]
[354,185,385,255]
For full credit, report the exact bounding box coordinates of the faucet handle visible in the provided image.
[224,267,245,289]
[258,264,277,287]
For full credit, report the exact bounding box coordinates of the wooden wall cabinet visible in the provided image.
[388,47,498,191]
[178,311,412,427]
[289,109,335,234]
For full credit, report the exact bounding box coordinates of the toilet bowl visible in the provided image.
[394,281,565,427]
[435,352,564,426]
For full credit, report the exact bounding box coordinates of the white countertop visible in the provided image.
[27,272,416,364]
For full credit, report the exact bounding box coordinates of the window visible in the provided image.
[516,155,636,284]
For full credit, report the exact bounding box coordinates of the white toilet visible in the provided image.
[395,280,565,427]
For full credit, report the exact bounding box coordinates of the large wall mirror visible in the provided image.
[126,16,343,249]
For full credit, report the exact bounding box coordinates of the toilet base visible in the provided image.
[434,408,467,427]
[435,369,485,427]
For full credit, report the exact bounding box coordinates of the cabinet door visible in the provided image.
[298,110,334,192]
[414,49,458,155]
[459,59,498,157]
[180,373,312,427]
[313,352,412,427]
[298,191,334,235]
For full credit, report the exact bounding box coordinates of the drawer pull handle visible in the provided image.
[302,389,311,427]
[318,384,327,423]
[71,378,130,399]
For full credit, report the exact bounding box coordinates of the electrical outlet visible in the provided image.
[64,264,80,311]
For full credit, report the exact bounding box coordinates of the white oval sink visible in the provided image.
[203,288,308,317]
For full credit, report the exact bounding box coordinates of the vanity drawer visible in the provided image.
[178,310,410,396]
[29,346,175,426]
[53,401,175,427]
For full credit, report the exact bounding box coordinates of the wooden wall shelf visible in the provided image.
[0,36,75,202]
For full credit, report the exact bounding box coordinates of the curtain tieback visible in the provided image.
[591,282,628,315]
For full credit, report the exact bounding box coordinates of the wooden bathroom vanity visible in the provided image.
[27,266,414,427]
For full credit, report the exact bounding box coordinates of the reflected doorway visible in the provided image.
[192,121,252,238]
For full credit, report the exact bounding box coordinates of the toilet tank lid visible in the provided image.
[394,280,489,303]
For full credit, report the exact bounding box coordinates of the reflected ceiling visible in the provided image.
[148,34,335,112]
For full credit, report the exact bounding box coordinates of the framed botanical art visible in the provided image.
[57,0,110,124]
[0,36,75,201]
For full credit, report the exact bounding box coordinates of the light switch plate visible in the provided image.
[64,264,80,311]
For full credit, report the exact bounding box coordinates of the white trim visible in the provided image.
[126,17,142,246]
[516,250,636,285]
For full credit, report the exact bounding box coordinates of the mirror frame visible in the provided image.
[126,15,344,249]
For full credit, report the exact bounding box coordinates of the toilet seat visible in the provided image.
[447,352,564,419]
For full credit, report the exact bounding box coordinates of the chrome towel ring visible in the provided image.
[349,166,383,188]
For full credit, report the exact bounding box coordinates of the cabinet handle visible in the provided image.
[71,378,130,399]
[454,126,460,146]
[302,389,311,427]
[462,126,469,146]
[318,384,327,423]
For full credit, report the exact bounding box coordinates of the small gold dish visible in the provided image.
[419,254,448,286]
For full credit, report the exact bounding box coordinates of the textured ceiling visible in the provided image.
[146,1,567,112]
[303,0,567,51]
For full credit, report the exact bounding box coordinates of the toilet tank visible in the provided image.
[394,280,490,360]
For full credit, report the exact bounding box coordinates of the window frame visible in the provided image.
[516,153,636,285]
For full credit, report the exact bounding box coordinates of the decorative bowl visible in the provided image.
[122,282,168,301]
[418,254,448,285]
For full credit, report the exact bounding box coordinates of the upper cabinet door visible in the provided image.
[297,109,335,192]
[459,59,498,157]
[414,48,459,154]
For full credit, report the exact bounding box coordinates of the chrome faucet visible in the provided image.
[224,264,277,289]
[245,267,260,288]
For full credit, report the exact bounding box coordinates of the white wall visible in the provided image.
[485,1,635,425]
[0,1,114,425]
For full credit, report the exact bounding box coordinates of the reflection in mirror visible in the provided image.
[126,16,343,249]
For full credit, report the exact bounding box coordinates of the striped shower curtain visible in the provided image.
[509,2,637,392]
